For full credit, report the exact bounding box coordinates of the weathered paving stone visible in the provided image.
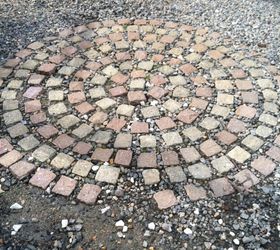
[140,135,157,148]
[200,139,222,157]
[18,135,40,151]
[3,110,23,125]
[51,153,74,169]
[185,184,207,201]
[114,133,132,148]
[266,146,280,162]
[137,152,157,168]
[166,166,186,182]
[199,117,220,130]
[188,163,212,179]
[92,131,112,144]
[180,147,201,163]
[153,190,177,210]
[141,106,160,118]
[58,115,80,129]
[77,184,101,204]
[95,165,120,184]
[32,144,56,162]
[8,123,29,138]
[162,132,183,146]
[29,168,56,189]
[114,150,133,166]
[91,148,113,162]
[96,98,117,110]
[10,161,36,180]
[241,135,264,151]
[209,177,235,197]
[52,176,77,196]
[0,150,22,168]
[233,169,259,189]
[0,19,277,204]
[182,127,203,141]
[251,156,276,176]
[48,102,67,116]
[131,121,149,133]
[53,134,75,149]
[211,156,234,173]
[227,146,251,163]
[0,139,13,155]
[163,99,181,113]
[72,124,93,138]
[143,169,160,185]
[72,160,93,177]
[155,117,176,131]
[161,151,179,166]
[116,104,135,117]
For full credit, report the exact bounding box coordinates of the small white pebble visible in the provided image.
[12,224,22,232]
[115,220,125,227]
[218,219,223,225]
[184,228,192,235]
[233,238,240,245]
[61,219,68,228]
[10,203,22,210]
[101,206,110,214]
[122,226,128,233]
[148,222,156,230]
[92,165,99,171]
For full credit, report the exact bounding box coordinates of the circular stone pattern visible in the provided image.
[0,19,279,206]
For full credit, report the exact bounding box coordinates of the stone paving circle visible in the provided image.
[0,18,279,208]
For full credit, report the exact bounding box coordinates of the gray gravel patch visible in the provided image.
[0,0,280,62]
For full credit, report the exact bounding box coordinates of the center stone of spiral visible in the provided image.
[1,19,278,204]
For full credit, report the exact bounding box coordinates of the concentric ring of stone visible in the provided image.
[0,19,279,206]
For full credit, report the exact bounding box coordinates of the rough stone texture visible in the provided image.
[0,18,278,206]
[52,176,77,196]
[95,165,120,184]
[209,177,235,197]
[77,184,101,204]
[29,168,56,189]
[185,184,207,201]
[143,169,160,185]
[153,190,177,210]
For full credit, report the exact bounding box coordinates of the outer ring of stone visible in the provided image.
[0,18,279,205]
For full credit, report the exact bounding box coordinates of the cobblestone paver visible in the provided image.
[0,19,279,207]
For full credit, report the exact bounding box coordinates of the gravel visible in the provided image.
[0,0,280,62]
